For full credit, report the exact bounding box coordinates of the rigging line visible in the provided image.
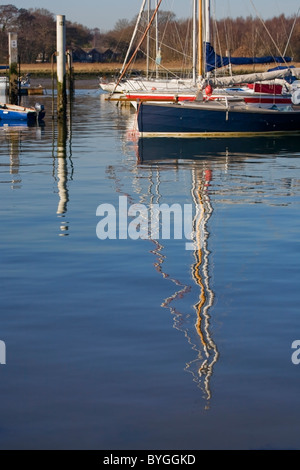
[158,9,173,47]
[137,49,187,78]
[211,0,231,78]
[250,19,288,70]
[162,1,195,59]
[283,8,300,57]
[222,19,231,61]
[112,0,163,94]
[119,0,148,76]
[181,20,195,75]
[222,0,234,54]
[142,6,193,60]
[136,24,194,77]
[137,28,193,59]
[249,0,288,65]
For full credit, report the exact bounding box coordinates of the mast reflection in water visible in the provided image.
[109,135,224,404]
[189,167,219,403]
[126,131,300,404]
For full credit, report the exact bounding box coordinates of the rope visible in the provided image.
[283,8,300,57]
[112,0,162,94]
[249,0,289,66]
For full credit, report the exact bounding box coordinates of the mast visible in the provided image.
[199,0,211,79]
[146,0,150,79]
[204,0,211,78]
[193,0,197,85]
[205,0,211,44]
[155,0,159,78]
[198,0,203,78]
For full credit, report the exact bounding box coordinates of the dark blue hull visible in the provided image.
[137,102,300,137]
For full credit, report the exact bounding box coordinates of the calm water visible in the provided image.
[1,85,300,450]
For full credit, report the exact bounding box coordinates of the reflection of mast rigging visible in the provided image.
[107,149,219,405]
[145,161,219,404]
[147,165,191,308]
[188,167,219,403]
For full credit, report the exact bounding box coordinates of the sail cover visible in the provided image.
[205,43,292,73]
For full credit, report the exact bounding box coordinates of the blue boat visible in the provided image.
[137,100,300,137]
[0,102,45,122]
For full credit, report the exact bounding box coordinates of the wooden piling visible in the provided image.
[56,15,67,121]
[67,49,75,96]
[8,33,18,105]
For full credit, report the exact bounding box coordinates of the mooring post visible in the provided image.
[8,32,18,105]
[56,15,67,121]
[67,49,75,96]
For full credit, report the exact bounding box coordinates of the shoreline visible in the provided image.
[2,61,299,91]
[3,60,299,78]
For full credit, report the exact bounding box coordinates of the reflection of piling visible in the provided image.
[9,130,21,189]
[57,119,69,216]
[56,15,67,121]
[8,33,18,105]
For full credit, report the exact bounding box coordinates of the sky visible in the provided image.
[6,0,300,32]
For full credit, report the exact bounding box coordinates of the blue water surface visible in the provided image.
[0,85,300,450]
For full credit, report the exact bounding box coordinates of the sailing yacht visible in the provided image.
[101,0,298,107]
[118,0,297,107]
[100,0,200,97]
[136,0,300,137]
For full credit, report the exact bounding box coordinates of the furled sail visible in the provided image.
[205,43,292,73]
[210,68,294,87]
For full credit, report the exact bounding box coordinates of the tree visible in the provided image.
[0,5,298,65]
[17,8,56,63]
[0,4,18,32]
[0,4,19,61]
[66,21,93,48]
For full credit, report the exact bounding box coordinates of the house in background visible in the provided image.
[71,47,121,63]
[72,47,89,63]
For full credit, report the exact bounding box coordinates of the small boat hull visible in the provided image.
[21,86,44,96]
[0,103,45,122]
[137,101,300,137]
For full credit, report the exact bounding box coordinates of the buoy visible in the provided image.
[205,84,213,96]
